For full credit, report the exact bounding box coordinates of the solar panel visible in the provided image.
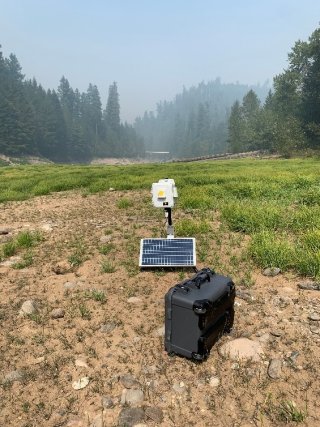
[139,238,196,267]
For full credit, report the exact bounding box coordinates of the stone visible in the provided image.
[72,377,90,390]
[53,261,70,275]
[1,256,22,267]
[263,267,281,277]
[172,381,187,394]
[75,359,89,368]
[101,395,115,409]
[120,374,140,389]
[288,351,299,364]
[66,418,85,427]
[19,300,37,316]
[64,281,77,290]
[310,325,320,334]
[100,235,112,244]
[256,333,271,343]
[121,388,144,405]
[270,330,283,337]
[41,223,53,232]
[308,312,320,321]
[298,282,320,291]
[127,297,142,304]
[51,308,65,319]
[219,338,264,362]
[154,325,165,337]
[236,290,254,302]
[0,227,11,235]
[100,322,117,333]
[90,414,103,427]
[209,376,220,387]
[145,407,164,423]
[3,369,24,384]
[118,408,145,427]
[268,359,282,379]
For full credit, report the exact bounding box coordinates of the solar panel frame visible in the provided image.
[139,238,196,267]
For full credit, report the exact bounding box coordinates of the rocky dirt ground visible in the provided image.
[0,189,319,427]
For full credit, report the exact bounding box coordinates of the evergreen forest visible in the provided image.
[0,48,144,162]
[0,25,319,162]
[228,26,320,156]
[134,80,269,158]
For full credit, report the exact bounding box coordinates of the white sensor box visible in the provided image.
[151,179,178,208]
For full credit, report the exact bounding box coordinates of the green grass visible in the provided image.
[1,231,43,265]
[116,198,134,209]
[100,260,116,273]
[99,243,115,255]
[1,158,320,278]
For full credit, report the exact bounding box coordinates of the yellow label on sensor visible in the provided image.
[158,190,165,197]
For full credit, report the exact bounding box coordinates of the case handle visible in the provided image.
[194,268,214,288]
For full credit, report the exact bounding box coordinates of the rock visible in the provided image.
[3,369,24,384]
[41,223,53,232]
[90,414,103,427]
[100,235,112,244]
[101,395,115,409]
[75,359,89,368]
[272,295,292,308]
[53,261,70,275]
[145,407,164,423]
[256,333,271,343]
[172,381,187,394]
[263,267,281,277]
[270,330,283,337]
[308,312,320,321]
[142,365,157,375]
[66,418,85,427]
[268,359,282,379]
[72,377,90,390]
[64,281,77,290]
[288,351,299,364]
[298,282,320,291]
[310,325,320,334]
[120,374,140,389]
[1,256,22,267]
[127,297,142,304]
[236,290,254,302]
[32,356,45,365]
[118,408,145,427]
[51,308,65,319]
[219,338,264,362]
[121,388,144,405]
[209,376,220,387]
[100,322,117,333]
[154,325,165,337]
[0,227,11,235]
[19,300,37,316]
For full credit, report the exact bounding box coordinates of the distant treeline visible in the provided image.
[134,79,269,158]
[228,26,320,156]
[0,47,144,162]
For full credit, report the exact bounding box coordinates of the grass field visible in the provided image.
[1,157,320,426]
[1,158,319,279]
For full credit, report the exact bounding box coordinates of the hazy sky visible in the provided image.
[1,1,320,122]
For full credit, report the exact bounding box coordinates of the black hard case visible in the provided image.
[165,268,235,360]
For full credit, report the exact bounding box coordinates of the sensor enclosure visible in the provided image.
[152,179,178,208]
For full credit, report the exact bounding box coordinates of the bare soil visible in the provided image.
[0,190,319,427]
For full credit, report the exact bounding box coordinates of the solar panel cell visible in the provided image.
[139,238,196,267]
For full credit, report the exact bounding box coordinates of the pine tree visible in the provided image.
[104,82,121,156]
[228,101,244,153]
